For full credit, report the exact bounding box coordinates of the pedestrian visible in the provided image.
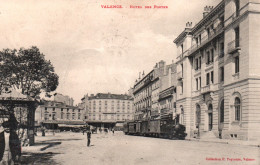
[87,131,91,147]
[112,128,114,134]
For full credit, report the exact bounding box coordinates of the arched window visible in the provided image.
[220,99,224,123]
[208,104,213,111]
[196,104,201,125]
[234,97,241,121]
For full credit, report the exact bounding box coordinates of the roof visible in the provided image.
[173,28,192,44]
[88,93,133,100]
[191,1,225,33]
[173,0,224,44]
[40,100,80,109]
[0,89,35,102]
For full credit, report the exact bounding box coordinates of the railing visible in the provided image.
[192,90,201,97]
[188,22,224,56]
[201,84,217,94]
[228,38,241,54]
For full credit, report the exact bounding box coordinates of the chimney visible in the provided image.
[203,6,214,18]
[142,71,145,78]
[139,72,141,80]
[158,60,165,68]
[186,22,193,28]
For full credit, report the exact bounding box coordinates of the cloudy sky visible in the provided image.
[0,0,221,104]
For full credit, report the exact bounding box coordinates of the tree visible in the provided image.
[0,46,59,97]
[0,46,59,163]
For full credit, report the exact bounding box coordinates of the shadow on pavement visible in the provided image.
[36,138,81,143]
[39,142,62,151]
[20,152,60,165]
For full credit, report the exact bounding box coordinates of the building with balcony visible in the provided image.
[81,93,134,129]
[173,0,260,141]
[133,61,178,121]
[158,64,178,121]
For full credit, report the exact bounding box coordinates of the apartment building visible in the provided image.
[173,0,260,141]
[133,60,178,121]
[81,93,134,129]
[35,100,84,129]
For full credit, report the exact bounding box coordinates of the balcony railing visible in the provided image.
[189,22,224,56]
[228,38,241,54]
[192,90,201,97]
[201,84,217,94]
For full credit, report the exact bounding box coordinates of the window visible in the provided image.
[220,67,224,82]
[220,42,224,57]
[53,108,55,111]
[72,114,75,120]
[235,26,240,47]
[61,108,63,112]
[196,104,201,126]
[199,77,201,89]
[181,63,183,77]
[198,57,201,69]
[235,0,240,16]
[196,78,199,90]
[195,58,199,70]
[206,51,210,64]
[78,113,81,120]
[99,115,101,120]
[211,71,214,84]
[45,107,47,111]
[44,114,48,120]
[67,113,70,119]
[206,73,210,85]
[220,100,224,123]
[181,82,183,94]
[211,49,214,63]
[234,97,241,121]
[235,56,239,73]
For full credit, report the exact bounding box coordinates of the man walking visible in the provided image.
[87,131,91,147]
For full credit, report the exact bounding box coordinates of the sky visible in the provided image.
[0,0,221,104]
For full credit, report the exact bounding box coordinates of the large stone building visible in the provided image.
[35,100,84,129]
[173,0,260,141]
[81,93,134,129]
[133,60,178,121]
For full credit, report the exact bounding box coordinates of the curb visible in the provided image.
[185,138,260,147]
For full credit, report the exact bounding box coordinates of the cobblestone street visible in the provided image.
[20,131,259,165]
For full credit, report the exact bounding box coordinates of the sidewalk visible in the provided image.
[186,137,260,147]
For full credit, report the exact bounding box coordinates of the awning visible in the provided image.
[58,124,85,128]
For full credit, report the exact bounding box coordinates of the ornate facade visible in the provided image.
[174,0,260,141]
